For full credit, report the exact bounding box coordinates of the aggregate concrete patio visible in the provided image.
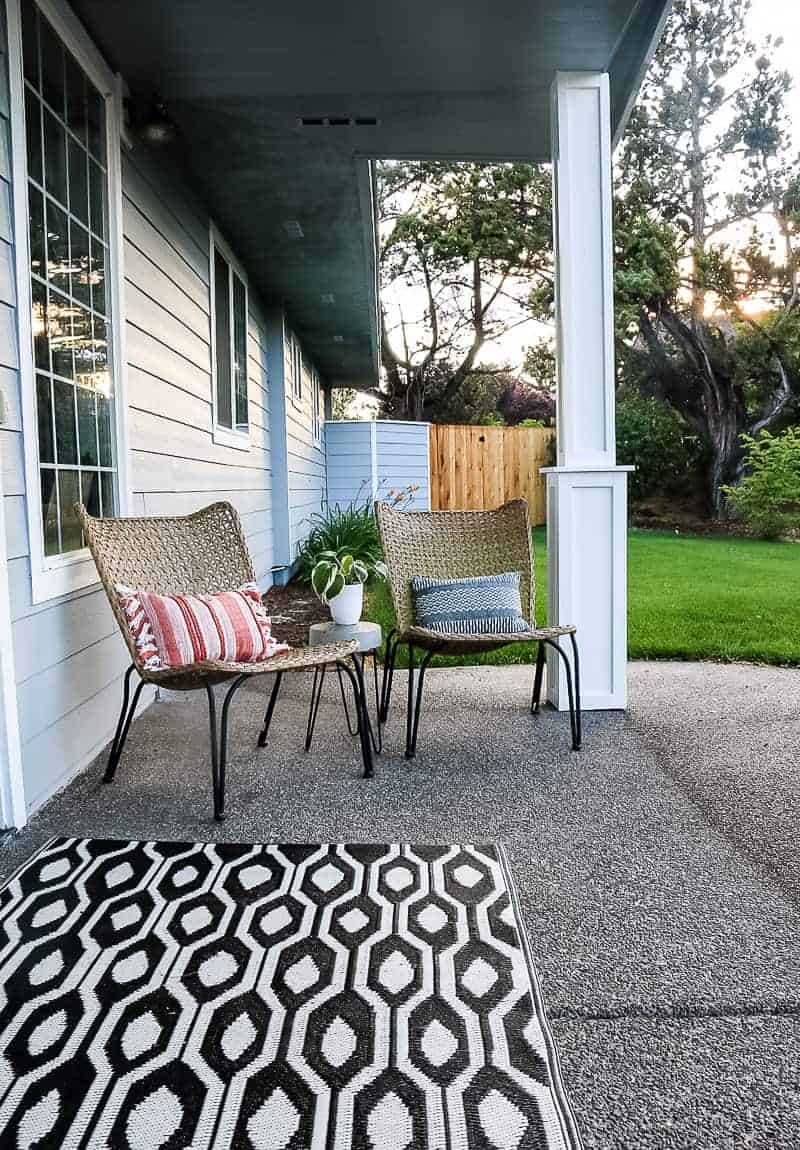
[2,660,799,1149]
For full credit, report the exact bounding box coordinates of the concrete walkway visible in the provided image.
[2,660,799,1149]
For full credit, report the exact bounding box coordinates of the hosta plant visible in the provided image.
[310,550,386,603]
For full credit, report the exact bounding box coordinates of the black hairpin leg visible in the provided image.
[540,637,582,751]
[257,672,283,748]
[206,674,249,822]
[380,629,399,722]
[305,666,328,750]
[405,647,435,760]
[336,658,374,778]
[104,664,145,783]
[336,665,360,736]
[530,642,546,715]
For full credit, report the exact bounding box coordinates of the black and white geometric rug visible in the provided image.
[0,839,581,1149]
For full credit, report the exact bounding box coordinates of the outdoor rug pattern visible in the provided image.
[0,839,581,1149]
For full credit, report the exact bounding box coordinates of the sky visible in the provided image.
[384,0,800,377]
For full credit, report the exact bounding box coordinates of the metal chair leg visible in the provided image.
[407,649,434,759]
[380,629,398,722]
[207,675,248,821]
[104,666,145,783]
[257,672,283,748]
[543,638,581,751]
[530,642,546,714]
[337,659,374,779]
[569,631,582,749]
[405,643,415,758]
[336,665,360,736]
[305,666,327,750]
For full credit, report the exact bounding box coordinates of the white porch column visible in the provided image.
[543,72,631,711]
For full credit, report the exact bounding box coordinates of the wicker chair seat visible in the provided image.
[402,623,576,657]
[140,641,360,690]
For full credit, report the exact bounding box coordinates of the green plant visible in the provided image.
[310,550,385,602]
[721,429,800,538]
[615,393,705,504]
[296,483,416,583]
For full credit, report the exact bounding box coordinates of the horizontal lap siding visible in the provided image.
[325,422,373,506]
[284,333,325,559]
[375,422,431,509]
[3,103,275,813]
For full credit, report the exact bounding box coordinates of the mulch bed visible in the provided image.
[263,581,329,648]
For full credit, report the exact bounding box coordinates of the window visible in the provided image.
[20,0,118,560]
[290,334,303,403]
[210,229,248,446]
[311,366,321,441]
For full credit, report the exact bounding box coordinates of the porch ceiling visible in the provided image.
[70,0,670,388]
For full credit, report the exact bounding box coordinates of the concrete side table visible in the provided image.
[307,621,383,754]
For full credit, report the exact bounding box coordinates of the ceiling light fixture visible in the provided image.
[321,293,335,305]
[130,95,180,145]
[282,220,304,240]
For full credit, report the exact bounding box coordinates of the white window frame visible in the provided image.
[311,365,321,443]
[289,332,303,407]
[209,222,250,452]
[6,0,130,605]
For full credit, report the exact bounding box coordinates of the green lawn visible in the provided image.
[366,528,800,667]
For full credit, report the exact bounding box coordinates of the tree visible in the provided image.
[379,161,552,420]
[616,0,800,512]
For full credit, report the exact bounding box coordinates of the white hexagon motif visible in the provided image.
[247,1086,301,1149]
[420,1018,458,1068]
[238,864,274,891]
[17,1088,60,1147]
[453,863,484,889]
[477,1088,528,1150]
[261,905,293,935]
[31,899,67,929]
[180,905,213,935]
[27,1008,68,1057]
[367,1091,413,1150]
[377,950,414,995]
[106,861,135,889]
[320,1015,357,1069]
[111,904,143,933]
[284,954,319,995]
[338,907,370,934]
[38,858,70,883]
[121,1010,162,1062]
[28,948,64,987]
[461,957,498,998]
[198,950,239,989]
[172,864,198,888]
[312,863,344,893]
[125,1084,183,1149]
[384,865,414,892]
[416,904,448,933]
[112,949,149,985]
[220,1011,258,1063]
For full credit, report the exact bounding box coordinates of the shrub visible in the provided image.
[721,428,800,538]
[615,393,704,504]
[296,483,415,582]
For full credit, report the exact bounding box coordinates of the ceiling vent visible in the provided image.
[299,116,379,128]
[321,293,335,304]
[282,220,304,240]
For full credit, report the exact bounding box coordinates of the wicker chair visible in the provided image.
[375,498,581,757]
[77,501,374,821]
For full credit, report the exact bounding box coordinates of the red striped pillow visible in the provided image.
[116,582,289,671]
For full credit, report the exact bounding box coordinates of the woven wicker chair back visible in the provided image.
[374,499,535,635]
[76,501,256,673]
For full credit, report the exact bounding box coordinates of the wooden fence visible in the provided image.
[429,424,554,524]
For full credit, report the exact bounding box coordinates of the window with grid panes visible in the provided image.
[21,0,117,556]
[311,366,321,440]
[212,243,249,433]
[291,335,302,402]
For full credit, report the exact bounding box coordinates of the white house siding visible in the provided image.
[0,0,303,814]
[282,328,326,559]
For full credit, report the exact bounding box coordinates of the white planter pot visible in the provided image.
[328,582,363,626]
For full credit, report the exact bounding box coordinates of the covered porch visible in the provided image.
[2,660,799,1148]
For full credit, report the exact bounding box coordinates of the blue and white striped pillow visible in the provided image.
[411,571,528,635]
